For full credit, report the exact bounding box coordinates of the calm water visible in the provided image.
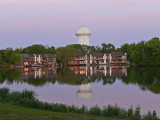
[0,66,160,115]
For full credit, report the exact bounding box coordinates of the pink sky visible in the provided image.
[0,0,160,48]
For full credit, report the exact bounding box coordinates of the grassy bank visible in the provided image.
[0,88,159,120]
[0,102,116,120]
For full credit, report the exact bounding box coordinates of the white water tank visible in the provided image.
[75,27,92,46]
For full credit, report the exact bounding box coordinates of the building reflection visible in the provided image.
[19,65,128,79]
[68,65,128,77]
[18,66,128,100]
[18,67,57,79]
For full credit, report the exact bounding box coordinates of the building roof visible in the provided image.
[91,53,104,57]
[75,53,110,57]
[21,54,56,58]
[75,53,86,57]
[29,55,35,57]
[45,54,56,58]
[21,54,29,58]
[111,52,125,56]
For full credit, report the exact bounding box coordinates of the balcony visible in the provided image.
[23,59,29,62]
[74,58,85,60]
[109,61,130,65]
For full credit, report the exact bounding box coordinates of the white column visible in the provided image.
[85,54,87,65]
[34,69,37,78]
[90,54,92,64]
[125,53,127,60]
[90,66,93,76]
[122,66,127,76]
[109,67,112,76]
[104,66,106,76]
[38,69,41,78]
[34,54,36,64]
[104,54,106,64]
[38,55,41,63]
[109,54,112,63]
[86,66,88,76]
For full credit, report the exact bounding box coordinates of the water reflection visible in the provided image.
[68,66,128,100]
[120,67,160,94]
[0,66,160,115]
[77,83,92,100]
[68,66,127,77]
[0,66,160,94]
[19,67,57,79]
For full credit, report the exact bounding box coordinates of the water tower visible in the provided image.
[75,27,92,46]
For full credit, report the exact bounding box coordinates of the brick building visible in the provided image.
[19,54,57,67]
[68,52,130,66]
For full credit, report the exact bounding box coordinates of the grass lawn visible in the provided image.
[0,102,123,120]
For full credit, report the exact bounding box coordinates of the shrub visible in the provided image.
[143,110,159,120]
[89,105,101,116]
[102,104,127,118]
[79,105,88,114]
[0,88,9,100]
[21,90,35,100]
[68,105,80,113]
[52,103,67,112]
[127,105,134,118]
[132,105,141,120]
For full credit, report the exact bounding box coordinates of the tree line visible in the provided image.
[0,37,160,66]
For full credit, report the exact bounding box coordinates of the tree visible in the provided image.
[0,54,2,64]
[146,37,160,65]
[22,44,56,54]
[47,46,56,54]
[9,53,21,65]
[23,44,47,54]
[56,47,77,67]
[119,43,129,53]
[67,44,100,54]
[101,43,116,53]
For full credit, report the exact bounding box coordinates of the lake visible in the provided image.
[0,66,160,115]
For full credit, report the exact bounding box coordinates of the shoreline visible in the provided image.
[0,88,159,120]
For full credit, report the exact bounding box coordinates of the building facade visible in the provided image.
[68,52,130,66]
[108,52,130,65]
[19,54,57,67]
[19,52,129,67]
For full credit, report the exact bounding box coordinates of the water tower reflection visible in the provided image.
[69,65,128,100]
[77,83,93,100]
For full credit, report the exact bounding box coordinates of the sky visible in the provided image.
[0,0,160,49]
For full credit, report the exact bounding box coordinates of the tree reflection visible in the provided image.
[57,68,78,85]
[0,67,160,94]
[0,69,21,84]
[102,76,116,85]
[120,67,160,94]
